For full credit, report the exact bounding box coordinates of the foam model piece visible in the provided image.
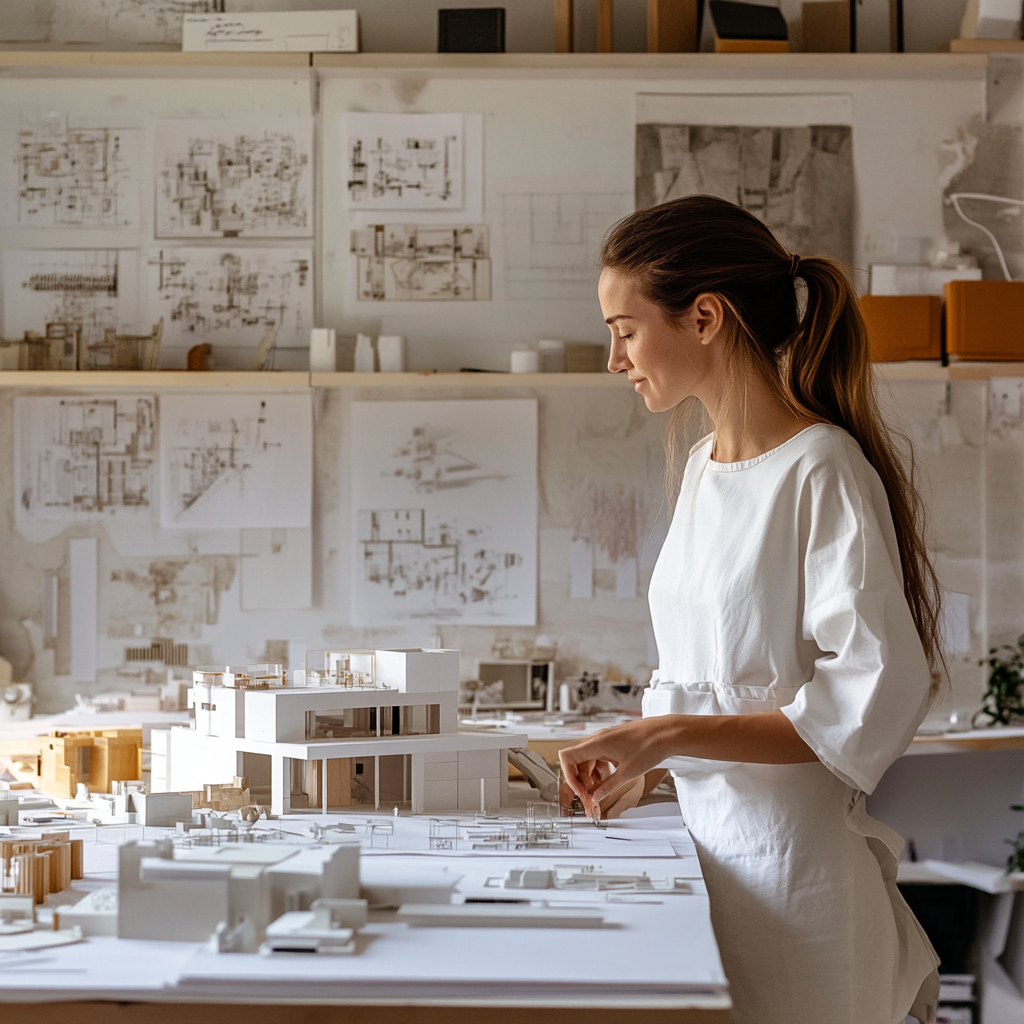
[153,649,527,816]
[118,838,362,949]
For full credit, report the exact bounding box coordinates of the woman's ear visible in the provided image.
[692,293,725,346]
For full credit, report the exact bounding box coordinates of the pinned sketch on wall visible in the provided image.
[3,249,140,345]
[15,394,156,524]
[571,486,644,601]
[500,191,629,300]
[14,394,157,524]
[0,115,141,228]
[350,224,491,300]
[155,119,313,238]
[0,1,224,47]
[159,391,312,529]
[145,247,311,348]
[342,113,464,211]
[350,400,538,625]
[635,94,854,267]
[241,527,312,610]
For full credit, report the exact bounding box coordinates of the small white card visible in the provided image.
[183,11,359,52]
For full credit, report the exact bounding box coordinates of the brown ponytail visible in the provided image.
[601,195,943,679]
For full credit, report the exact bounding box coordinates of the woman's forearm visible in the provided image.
[647,710,818,765]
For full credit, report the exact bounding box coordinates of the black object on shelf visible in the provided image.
[708,0,788,40]
[438,8,506,53]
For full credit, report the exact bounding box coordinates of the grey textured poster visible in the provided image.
[635,123,854,268]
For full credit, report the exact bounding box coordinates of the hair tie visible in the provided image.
[790,253,801,278]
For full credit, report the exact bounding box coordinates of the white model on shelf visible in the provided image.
[151,648,528,816]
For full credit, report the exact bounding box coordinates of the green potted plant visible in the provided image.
[1008,805,1024,875]
[974,635,1024,727]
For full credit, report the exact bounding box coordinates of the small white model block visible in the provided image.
[130,792,193,828]
[0,797,18,826]
[376,649,459,693]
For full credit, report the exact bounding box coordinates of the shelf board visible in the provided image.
[312,51,987,79]
[0,49,987,77]
[950,38,1024,54]
[0,370,310,388]
[907,728,1024,754]
[3,364,1024,389]
[309,371,618,388]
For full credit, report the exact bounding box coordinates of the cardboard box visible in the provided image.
[859,295,941,362]
[944,280,1024,361]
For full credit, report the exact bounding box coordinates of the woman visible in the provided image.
[559,195,941,1024]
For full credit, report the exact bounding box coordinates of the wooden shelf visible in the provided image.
[309,371,618,388]
[906,728,1024,754]
[950,38,1024,54]
[0,49,987,77]
[0,371,310,389]
[3,365,1024,389]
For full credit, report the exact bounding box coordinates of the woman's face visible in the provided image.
[598,269,722,413]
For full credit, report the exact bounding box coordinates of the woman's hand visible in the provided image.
[558,711,818,819]
[559,718,671,819]
[558,767,645,820]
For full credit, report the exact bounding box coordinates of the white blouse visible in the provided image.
[646,422,933,793]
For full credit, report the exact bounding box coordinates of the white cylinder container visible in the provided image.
[510,350,539,373]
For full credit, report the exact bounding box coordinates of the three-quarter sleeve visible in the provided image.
[779,454,933,794]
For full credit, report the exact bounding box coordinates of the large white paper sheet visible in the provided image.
[0,114,141,229]
[343,113,464,211]
[159,392,312,529]
[145,247,312,348]
[14,394,157,523]
[155,118,314,238]
[350,400,537,626]
[3,249,141,345]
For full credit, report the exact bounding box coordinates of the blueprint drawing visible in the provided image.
[2,115,141,229]
[146,247,312,348]
[351,400,537,626]
[351,223,490,301]
[15,394,156,523]
[635,123,854,267]
[501,192,628,300]
[343,113,464,211]
[0,1,225,47]
[160,391,312,529]
[156,119,313,238]
[3,249,140,345]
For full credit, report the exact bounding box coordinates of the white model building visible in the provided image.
[150,649,528,815]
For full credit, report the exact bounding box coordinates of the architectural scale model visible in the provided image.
[152,648,528,816]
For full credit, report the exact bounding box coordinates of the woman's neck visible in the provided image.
[702,372,815,464]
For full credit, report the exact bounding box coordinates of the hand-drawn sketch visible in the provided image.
[635,123,854,267]
[0,1,225,47]
[351,400,537,626]
[155,119,313,238]
[15,394,157,523]
[160,392,312,529]
[343,113,464,211]
[182,10,358,52]
[351,224,490,301]
[145,247,311,348]
[3,249,140,346]
[1,115,141,228]
[501,192,628,300]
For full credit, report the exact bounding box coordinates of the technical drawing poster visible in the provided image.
[15,394,156,523]
[351,224,491,301]
[145,247,312,348]
[1,115,141,229]
[350,400,538,626]
[635,93,854,267]
[155,118,313,238]
[343,113,464,211]
[160,392,312,529]
[0,1,224,47]
[3,249,141,345]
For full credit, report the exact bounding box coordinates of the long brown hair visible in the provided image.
[601,195,943,678]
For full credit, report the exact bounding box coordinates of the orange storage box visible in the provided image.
[858,295,941,362]
[944,280,1024,360]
